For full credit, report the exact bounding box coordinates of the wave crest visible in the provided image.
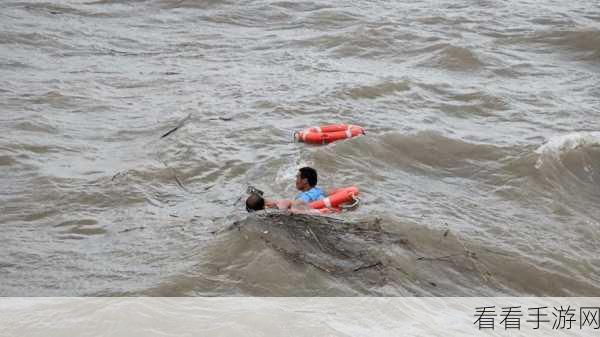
[536,132,600,161]
[535,132,600,187]
[419,45,484,71]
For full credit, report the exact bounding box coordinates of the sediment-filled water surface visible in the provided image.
[1,0,599,296]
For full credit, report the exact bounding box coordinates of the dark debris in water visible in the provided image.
[229,212,404,277]
[118,226,145,233]
[208,116,233,121]
[161,113,192,139]
[111,170,128,181]
[221,212,508,295]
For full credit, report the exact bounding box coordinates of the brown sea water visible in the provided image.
[1,0,599,296]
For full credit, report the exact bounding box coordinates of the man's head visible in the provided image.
[246,193,265,212]
[296,166,318,191]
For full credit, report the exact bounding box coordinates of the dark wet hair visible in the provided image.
[299,166,318,187]
[246,193,265,212]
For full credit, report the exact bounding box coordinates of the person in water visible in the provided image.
[293,166,325,202]
[246,166,326,212]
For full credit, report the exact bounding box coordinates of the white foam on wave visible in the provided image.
[275,157,311,185]
[535,132,600,169]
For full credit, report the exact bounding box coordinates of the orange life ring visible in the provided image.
[295,124,365,144]
[309,186,360,212]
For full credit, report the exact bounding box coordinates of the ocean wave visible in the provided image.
[534,132,600,196]
[9,1,119,18]
[145,213,500,296]
[418,44,484,71]
[291,25,412,59]
[338,80,411,99]
[142,212,600,296]
[535,132,600,165]
[14,119,59,134]
[0,155,17,167]
[271,1,332,12]
[318,131,507,175]
[302,8,364,29]
[157,0,232,10]
[0,31,71,49]
[539,29,600,56]
[508,28,600,61]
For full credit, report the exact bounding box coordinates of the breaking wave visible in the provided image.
[144,212,600,296]
[533,132,600,207]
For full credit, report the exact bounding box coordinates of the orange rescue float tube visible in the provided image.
[295,124,365,144]
[309,186,360,212]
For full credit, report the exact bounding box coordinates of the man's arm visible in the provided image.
[264,198,277,208]
[264,198,310,210]
[264,198,298,210]
[289,206,335,215]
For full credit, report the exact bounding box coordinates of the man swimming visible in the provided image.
[246,166,326,212]
[293,166,325,203]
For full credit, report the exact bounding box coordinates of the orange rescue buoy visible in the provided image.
[295,124,365,144]
[309,186,360,212]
